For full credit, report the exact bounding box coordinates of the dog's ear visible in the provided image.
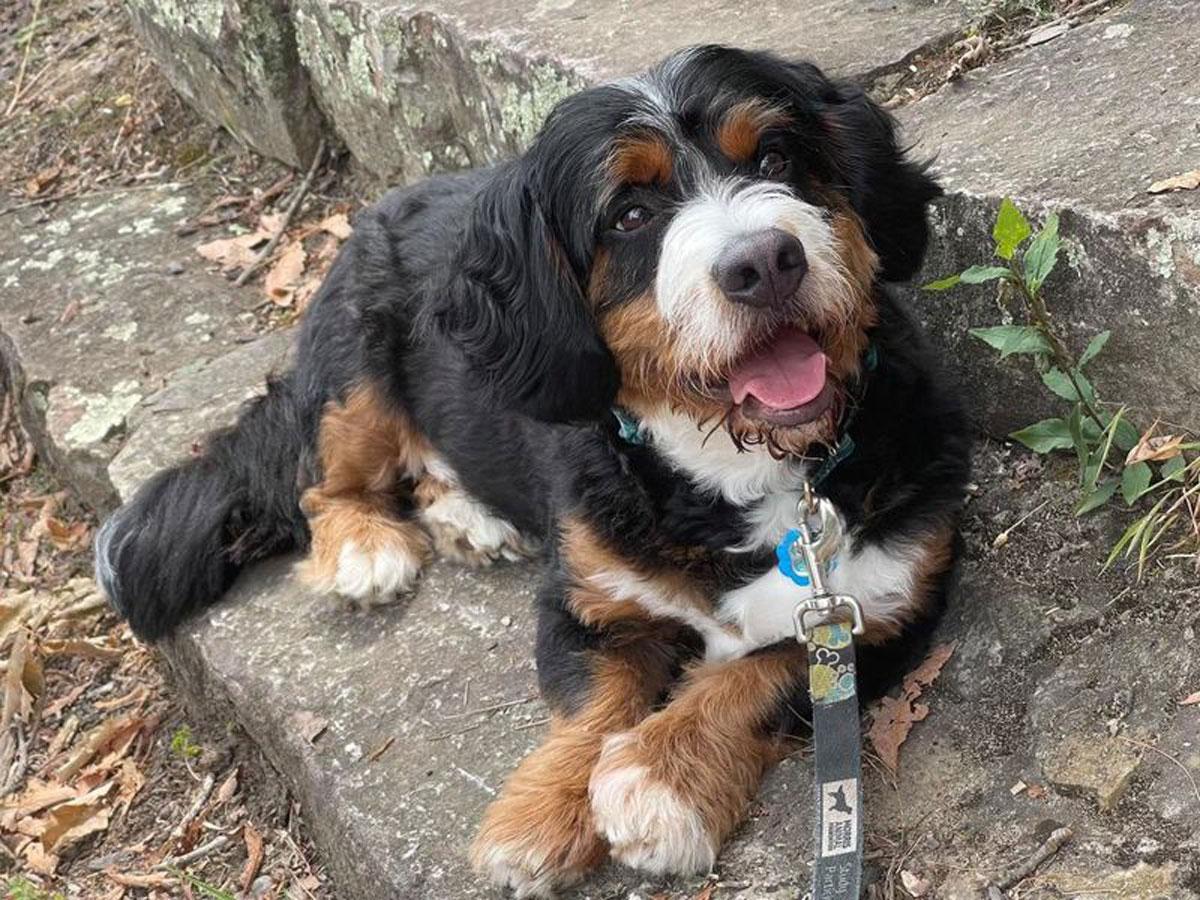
[429,163,619,423]
[817,77,942,282]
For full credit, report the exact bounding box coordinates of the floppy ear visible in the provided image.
[821,80,942,282]
[430,164,619,423]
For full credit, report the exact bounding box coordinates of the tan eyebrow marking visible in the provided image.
[716,100,791,162]
[607,134,675,186]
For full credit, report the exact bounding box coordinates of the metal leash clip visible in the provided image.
[792,482,865,643]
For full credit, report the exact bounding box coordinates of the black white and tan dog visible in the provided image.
[96,45,970,896]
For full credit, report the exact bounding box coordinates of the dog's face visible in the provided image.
[434,46,939,450]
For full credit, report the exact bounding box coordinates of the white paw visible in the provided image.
[331,541,422,605]
[420,488,531,565]
[589,734,716,876]
[473,839,578,899]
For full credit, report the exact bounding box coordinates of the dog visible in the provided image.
[95,45,970,896]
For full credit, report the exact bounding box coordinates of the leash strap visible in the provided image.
[807,622,863,899]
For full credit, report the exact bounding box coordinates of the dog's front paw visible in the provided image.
[589,732,717,876]
[472,732,608,896]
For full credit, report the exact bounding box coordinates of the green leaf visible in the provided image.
[1023,212,1060,293]
[959,265,1013,284]
[1076,477,1119,515]
[1010,418,1073,454]
[1121,461,1152,505]
[970,325,1054,358]
[923,274,962,291]
[1110,416,1139,453]
[993,198,1032,260]
[1067,404,1088,474]
[1041,368,1094,404]
[1079,330,1111,367]
[1161,454,1187,481]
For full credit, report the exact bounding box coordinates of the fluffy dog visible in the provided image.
[96,45,970,896]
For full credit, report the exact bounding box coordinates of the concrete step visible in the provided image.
[112,339,1199,897]
[903,0,1200,434]
[0,184,269,510]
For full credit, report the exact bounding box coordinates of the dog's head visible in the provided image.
[434,46,939,452]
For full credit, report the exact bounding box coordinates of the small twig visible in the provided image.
[426,721,483,742]
[156,834,230,869]
[1117,735,1200,805]
[452,764,495,796]
[990,826,1074,892]
[5,0,44,118]
[511,717,551,731]
[992,499,1050,549]
[438,695,536,720]
[163,772,215,851]
[234,138,326,287]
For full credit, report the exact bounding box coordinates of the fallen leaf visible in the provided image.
[1149,168,1200,194]
[45,517,89,550]
[1126,432,1184,465]
[94,684,150,711]
[196,230,270,271]
[264,240,306,305]
[41,781,114,852]
[25,164,63,198]
[1181,690,1200,706]
[215,767,240,805]
[0,779,76,829]
[1027,783,1048,798]
[1026,21,1069,45]
[240,823,265,891]
[900,869,931,897]
[259,211,286,233]
[867,643,956,773]
[691,885,715,900]
[105,870,175,889]
[115,758,145,814]
[318,212,353,240]
[24,840,59,875]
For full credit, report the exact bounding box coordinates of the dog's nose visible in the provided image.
[713,228,808,308]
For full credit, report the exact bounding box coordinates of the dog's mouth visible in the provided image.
[711,326,834,426]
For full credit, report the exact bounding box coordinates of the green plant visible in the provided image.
[170,724,203,759]
[6,877,65,900]
[927,198,1199,574]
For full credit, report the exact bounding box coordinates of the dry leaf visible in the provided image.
[196,230,270,271]
[41,781,114,853]
[900,869,931,897]
[24,840,60,875]
[259,211,286,233]
[1181,690,1200,706]
[215,767,240,805]
[241,823,265,891]
[1027,783,1047,798]
[115,758,145,814]
[318,212,353,240]
[1149,168,1200,194]
[105,870,175,889]
[1126,432,1183,465]
[94,684,150,712]
[867,643,955,772]
[25,164,63,197]
[45,517,89,550]
[264,240,306,305]
[0,779,76,829]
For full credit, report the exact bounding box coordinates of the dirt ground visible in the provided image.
[1,1,366,897]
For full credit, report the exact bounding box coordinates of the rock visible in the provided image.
[290,0,968,182]
[125,0,325,168]
[0,185,262,510]
[1039,733,1142,812]
[900,0,1200,436]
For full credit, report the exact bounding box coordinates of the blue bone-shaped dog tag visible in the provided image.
[776,529,838,587]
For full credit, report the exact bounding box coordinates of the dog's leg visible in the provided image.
[414,467,535,567]
[589,644,806,876]
[298,382,432,605]
[472,629,679,898]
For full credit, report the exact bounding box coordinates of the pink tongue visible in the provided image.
[728,328,828,409]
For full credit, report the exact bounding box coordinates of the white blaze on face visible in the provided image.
[654,180,855,374]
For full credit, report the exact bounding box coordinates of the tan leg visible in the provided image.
[589,645,806,875]
[297,383,432,604]
[472,640,677,898]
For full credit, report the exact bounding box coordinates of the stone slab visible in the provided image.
[291,0,969,182]
[125,0,326,168]
[900,0,1200,434]
[107,336,1200,898]
[0,184,265,511]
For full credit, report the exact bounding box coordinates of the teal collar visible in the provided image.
[610,342,879,486]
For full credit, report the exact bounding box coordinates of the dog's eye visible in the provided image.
[614,205,652,233]
[758,150,790,180]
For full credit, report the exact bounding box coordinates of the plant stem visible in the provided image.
[1009,259,1108,432]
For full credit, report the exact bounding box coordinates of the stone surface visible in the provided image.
[106,348,1200,897]
[125,0,326,168]
[901,0,1200,434]
[291,0,968,182]
[0,184,264,510]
